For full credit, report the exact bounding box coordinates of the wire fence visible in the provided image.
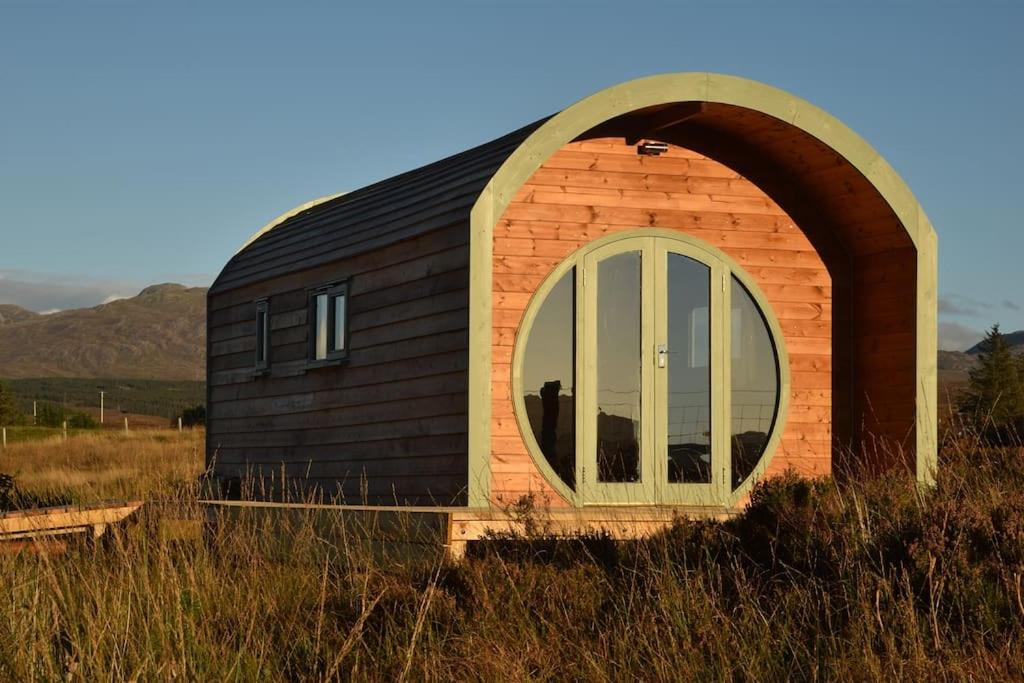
[5,378,205,422]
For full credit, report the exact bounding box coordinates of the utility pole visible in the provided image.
[99,391,105,425]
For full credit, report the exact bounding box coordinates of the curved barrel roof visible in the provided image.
[211,119,548,294]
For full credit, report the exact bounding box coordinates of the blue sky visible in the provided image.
[0,0,1021,348]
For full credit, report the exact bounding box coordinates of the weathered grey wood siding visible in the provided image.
[206,122,543,506]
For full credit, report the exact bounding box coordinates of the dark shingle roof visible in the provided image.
[211,119,548,294]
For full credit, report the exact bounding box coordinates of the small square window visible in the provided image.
[309,281,349,365]
[254,299,269,373]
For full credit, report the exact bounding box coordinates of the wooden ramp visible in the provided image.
[0,501,144,543]
[201,501,734,561]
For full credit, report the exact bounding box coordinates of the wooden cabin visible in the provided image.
[207,73,937,521]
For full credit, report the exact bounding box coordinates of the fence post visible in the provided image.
[62,420,67,440]
[178,416,183,433]
[124,417,129,434]
[2,427,6,449]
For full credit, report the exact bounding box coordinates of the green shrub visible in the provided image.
[66,411,97,429]
[32,402,97,429]
[34,401,65,428]
[0,382,23,426]
[175,403,206,427]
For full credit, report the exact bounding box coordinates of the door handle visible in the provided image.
[656,344,667,368]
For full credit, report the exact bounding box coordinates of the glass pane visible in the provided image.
[596,250,642,483]
[667,254,711,483]
[731,277,780,489]
[333,294,346,352]
[522,269,575,488]
[314,293,328,360]
[256,309,267,364]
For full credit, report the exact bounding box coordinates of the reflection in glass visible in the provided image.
[333,294,346,351]
[522,269,575,488]
[596,251,642,483]
[667,254,711,483]
[314,293,328,360]
[731,277,780,489]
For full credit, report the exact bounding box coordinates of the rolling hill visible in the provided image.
[0,304,40,325]
[0,284,206,380]
[967,330,1024,355]
[937,331,1024,407]
[940,332,1024,375]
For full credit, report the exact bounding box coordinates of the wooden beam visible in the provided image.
[624,102,706,144]
[0,501,143,541]
[446,504,736,560]
[579,102,707,144]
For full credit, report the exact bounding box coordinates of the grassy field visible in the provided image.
[0,429,203,503]
[1,428,1023,680]
[1,425,89,445]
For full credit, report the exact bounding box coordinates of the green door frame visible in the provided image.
[511,228,791,508]
[579,236,658,505]
[653,238,730,507]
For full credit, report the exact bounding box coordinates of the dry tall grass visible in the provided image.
[1,426,1023,680]
[0,429,203,504]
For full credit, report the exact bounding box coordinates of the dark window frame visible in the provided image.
[254,298,270,376]
[307,280,350,368]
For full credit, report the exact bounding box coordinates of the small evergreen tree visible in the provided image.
[958,324,1024,428]
[0,381,23,426]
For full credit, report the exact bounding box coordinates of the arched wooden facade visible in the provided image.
[207,73,936,512]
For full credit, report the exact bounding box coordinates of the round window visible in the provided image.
[513,231,787,506]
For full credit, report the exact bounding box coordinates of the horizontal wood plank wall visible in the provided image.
[490,138,832,506]
[207,224,470,506]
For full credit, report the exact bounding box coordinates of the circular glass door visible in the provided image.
[515,231,784,507]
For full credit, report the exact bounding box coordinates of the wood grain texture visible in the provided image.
[849,246,918,468]
[207,223,471,506]
[489,138,833,505]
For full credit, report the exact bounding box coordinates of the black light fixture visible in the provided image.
[636,140,669,156]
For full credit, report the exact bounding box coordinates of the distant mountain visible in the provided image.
[967,330,1024,355]
[937,330,1024,398]
[0,284,206,380]
[937,350,977,373]
[0,304,40,325]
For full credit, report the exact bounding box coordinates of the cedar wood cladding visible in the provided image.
[207,121,547,505]
[489,138,833,504]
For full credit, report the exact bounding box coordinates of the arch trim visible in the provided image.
[467,72,937,507]
[234,193,347,255]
